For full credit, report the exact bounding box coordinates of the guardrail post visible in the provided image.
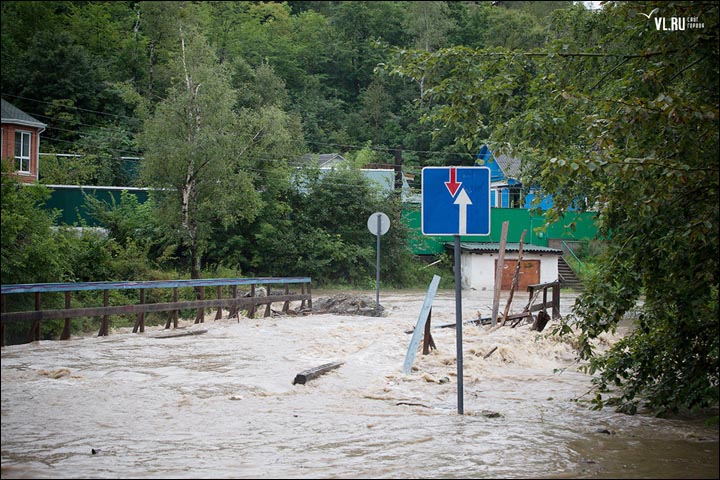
[248,284,256,318]
[165,287,179,329]
[552,282,560,319]
[1,294,6,347]
[29,292,41,342]
[133,289,145,333]
[172,287,180,328]
[195,286,205,324]
[98,290,109,336]
[61,292,72,340]
[229,285,239,321]
[264,283,272,317]
[282,285,290,313]
[215,286,223,320]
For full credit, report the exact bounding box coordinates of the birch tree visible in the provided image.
[140,25,261,279]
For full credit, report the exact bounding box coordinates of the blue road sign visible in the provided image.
[422,166,491,236]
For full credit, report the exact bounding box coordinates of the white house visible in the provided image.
[454,242,562,291]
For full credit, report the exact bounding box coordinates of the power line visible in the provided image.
[305,139,479,158]
[28,111,142,134]
[6,94,482,159]
[40,135,143,158]
[1,94,139,122]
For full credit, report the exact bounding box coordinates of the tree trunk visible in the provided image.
[191,248,201,280]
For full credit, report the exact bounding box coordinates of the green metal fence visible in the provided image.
[403,202,599,255]
[43,184,150,226]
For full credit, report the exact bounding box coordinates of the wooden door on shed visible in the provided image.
[496,259,540,290]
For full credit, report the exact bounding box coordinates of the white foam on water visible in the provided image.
[2,289,717,478]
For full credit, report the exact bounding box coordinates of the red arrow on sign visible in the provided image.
[445,167,462,197]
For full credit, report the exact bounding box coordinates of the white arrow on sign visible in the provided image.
[454,188,472,235]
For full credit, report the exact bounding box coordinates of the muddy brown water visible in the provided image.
[2,288,718,478]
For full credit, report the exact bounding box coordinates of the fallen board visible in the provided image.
[154,329,208,339]
[402,275,441,374]
[404,317,490,334]
[292,361,344,385]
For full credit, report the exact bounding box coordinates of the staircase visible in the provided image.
[558,256,584,290]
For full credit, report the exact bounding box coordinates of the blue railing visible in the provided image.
[1,277,312,346]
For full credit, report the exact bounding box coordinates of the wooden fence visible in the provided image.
[0,277,312,347]
[503,281,561,329]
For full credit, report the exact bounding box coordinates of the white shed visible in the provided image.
[452,243,562,291]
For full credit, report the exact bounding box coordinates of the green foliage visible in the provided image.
[1,172,70,285]
[83,190,156,249]
[402,1,457,52]
[233,165,412,287]
[38,154,99,186]
[1,173,78,343]
[3,1,543,179]
[387,1,719,414]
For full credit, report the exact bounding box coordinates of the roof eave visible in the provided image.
[1,118,47,129]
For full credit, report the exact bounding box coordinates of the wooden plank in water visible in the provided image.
[154,329,208,339]
[292,361,344,385]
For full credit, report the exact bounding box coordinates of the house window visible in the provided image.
[15,131,31,173]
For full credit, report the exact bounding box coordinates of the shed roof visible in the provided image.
[449,242,562,254]
[1,98,46,129]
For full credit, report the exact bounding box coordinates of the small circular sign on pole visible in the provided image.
[367,212,390,236]
[367,212,390,307]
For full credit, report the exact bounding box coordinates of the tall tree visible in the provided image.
[387,1,719,414]
[139,25,261,279]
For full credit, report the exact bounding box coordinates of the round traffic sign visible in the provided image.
[367,212,390,236]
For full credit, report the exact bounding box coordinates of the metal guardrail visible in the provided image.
[1,277,312,346]
[561,240,586,275]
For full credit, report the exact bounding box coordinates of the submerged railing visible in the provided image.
[526,281,561,320]
[0,277,312,347]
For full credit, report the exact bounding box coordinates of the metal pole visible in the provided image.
[454,235,464,415]
[376,214,381,306]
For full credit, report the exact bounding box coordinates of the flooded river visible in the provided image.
[2,288,718,478]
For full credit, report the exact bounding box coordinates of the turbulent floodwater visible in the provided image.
[2,288,718,479]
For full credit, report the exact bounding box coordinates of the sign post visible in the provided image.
[421,166,490,415]
[367,212,390,307]
[454,234,463,414]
